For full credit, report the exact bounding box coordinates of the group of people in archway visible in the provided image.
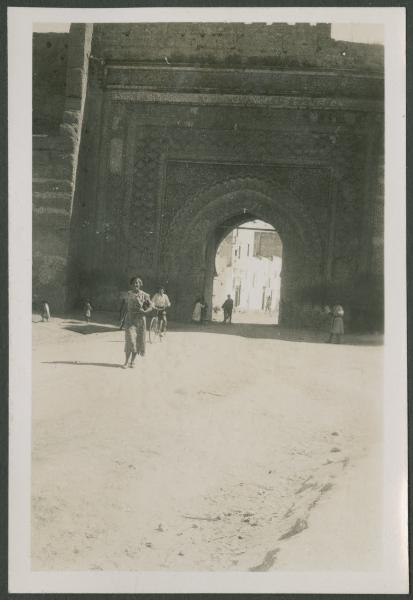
[191,294,234,325]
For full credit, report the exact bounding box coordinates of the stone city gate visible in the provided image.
[160,177,323,322]
[33,23,384,329]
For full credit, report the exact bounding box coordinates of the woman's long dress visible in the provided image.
[124,290,151,356]
[192,302,203,322]
[331,305,344,335]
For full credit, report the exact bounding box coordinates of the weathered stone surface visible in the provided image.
[65,67,86,98]
[33,25,93,311]
[33,33,69,134]
[104,64,383,100]
[92,23,383,71]
[109,137,123,174]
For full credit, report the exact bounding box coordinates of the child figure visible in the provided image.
[329,304,344,344]
[84,300,93,323]
[41,300,50,322]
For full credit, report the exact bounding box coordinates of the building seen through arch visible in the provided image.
[213,220,283,324]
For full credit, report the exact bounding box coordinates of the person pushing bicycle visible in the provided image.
[151,286,171,335]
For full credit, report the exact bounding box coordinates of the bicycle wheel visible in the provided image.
[149,317,160,343]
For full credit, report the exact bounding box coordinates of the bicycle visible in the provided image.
[148,310,167,343]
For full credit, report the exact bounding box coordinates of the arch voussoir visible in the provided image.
[162,176,323,268]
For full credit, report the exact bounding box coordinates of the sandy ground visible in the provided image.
[212,308,277,325]
[31,316,383,572]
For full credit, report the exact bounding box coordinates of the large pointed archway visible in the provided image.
[160,177,323,323]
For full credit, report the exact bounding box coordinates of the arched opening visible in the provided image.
[211,219,283,324]
[160,178,323,324]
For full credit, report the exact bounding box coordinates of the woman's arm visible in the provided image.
[141,295,154,314]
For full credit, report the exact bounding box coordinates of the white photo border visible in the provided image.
[8,5,408,594]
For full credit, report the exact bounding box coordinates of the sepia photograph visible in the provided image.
[8,5,408,594]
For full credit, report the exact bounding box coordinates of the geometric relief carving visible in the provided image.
[128,132,165,267]
[101,123,126,263]
[163,160,331,240]
[331,133,368,270]
[118,115,368,281]
[161,174,324,272]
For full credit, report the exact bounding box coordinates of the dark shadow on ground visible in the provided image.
[166,322,384,346]
[64,324,119,335]
[55,312,383,346]
[42,361,123,369]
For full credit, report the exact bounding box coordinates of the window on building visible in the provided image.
[235,284,241,307]
[254,231,282,259]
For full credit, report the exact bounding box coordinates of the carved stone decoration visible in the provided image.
[160,175,324,321]
[73,88,381,325]
[162,175,323,262]
[127,133,166,273]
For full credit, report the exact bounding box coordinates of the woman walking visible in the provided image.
[123,277,153,368]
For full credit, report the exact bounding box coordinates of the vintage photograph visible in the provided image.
[8,6,408,594]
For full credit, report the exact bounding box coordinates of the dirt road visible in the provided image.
[31,318,383,571]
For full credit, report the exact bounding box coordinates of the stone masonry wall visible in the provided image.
[32,25,93,312]
[33,33,69,134]
[92,23,383,71]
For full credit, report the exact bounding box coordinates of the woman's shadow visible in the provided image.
[42,361,123,369]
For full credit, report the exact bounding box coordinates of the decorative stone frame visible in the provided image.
[161,176,324,321]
